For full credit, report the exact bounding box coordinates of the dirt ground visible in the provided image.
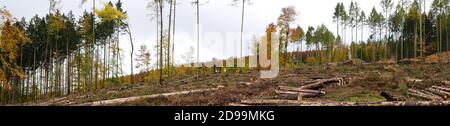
[24,63,450,106]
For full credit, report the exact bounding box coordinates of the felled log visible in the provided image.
[277,86,325,94]
[300,77,347,89]
[425,88,450,100]
[443,81,450,85]
[281,74,300,78]
[35,97,69,106]
[431,86,450,92]
[405,77,423,83]
[429,87,450,96]
[407,89,443,101]
[379,91,405,101]
[76,88,220,106]
[238,99,450,106]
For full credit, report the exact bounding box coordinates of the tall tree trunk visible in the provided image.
[67,34,71,95]
[159,0,164,85]
[167,0,173,80]
[128,26,134,84]
[240,0,246,59]
[172,0,177,76]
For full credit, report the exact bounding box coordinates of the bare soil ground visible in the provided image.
[24,63,450,106]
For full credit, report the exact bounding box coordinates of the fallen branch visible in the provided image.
[76,88,220,106]
[238,99,450,106]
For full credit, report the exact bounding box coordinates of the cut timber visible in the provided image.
[275,90,322,97]
[281,74,300,78]
[379,91,405,101]
[238,99,450,106]
[407,89,443,101]
[300,77,347,89]
[34,95,89,106]
[238,82,252,86]
[76,88,220,106]
[35,97,69,106]
[277,86,325,94]
[429,87,450,96]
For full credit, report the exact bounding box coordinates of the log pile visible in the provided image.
[275,77,349,100]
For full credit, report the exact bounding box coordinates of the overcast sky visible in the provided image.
[0,0,433,74]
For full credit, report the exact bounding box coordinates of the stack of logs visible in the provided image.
[275,77,349,100]
[406,86,450,101]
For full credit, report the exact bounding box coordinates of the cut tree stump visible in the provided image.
[237,99,450,106]
[75,88,220,106]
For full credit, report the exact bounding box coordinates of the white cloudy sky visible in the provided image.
[0,0,432,74]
